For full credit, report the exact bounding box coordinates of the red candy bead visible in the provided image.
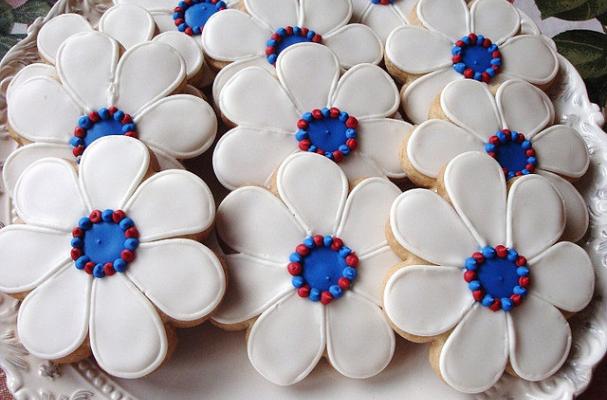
[298,285,310,298]
[472,290,484,301]
[112,210,126,223]
[313,235,324,246]
[330,237,343,250]
[104,263,116,276]
[489,299,502,312]
[296,244,310,256]
[345,254,359,267]
[125,227,139,238]
[495,245,507,258]
[84,262,95,274]
[89,210,102,223]
[338,277,351,289]
[288,262,302,276]
[121,249,135,262]
[320,291,333,305]
[72,227,84,237]
[511,294,522,306]
[464,68,474,79]
[312,109,323,119]
[515,256,527,266]
[329,107,340,118]
[297,119,308,129]
[332,151,344,162]
[74,127,86,138]
[472,252,485,263]
[70,248,82,260]
[518,276,530,288]
[346,138,357,150]
[464,270,477,282]
[345,116,358,129]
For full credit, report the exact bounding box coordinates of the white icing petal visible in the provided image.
[497,79,554,137]
[385,26,453,75]
[153,32,204,80]
[201,10,270,62]
[154,149,185,170]
[14,159,86,232]
[114,0,176,12]
[393,0,418,18]
[248,293,325,385]
[90,275,167,378]
[529,242,594,312]
[37,14,92,64]
[276,43,339,113]
[401,67,461,124]
[79,136,150,211]
[125,170,215,241]
[470,0,520,45]
[337,177,400,254]
[416,0,469,42]
[115,41,186,114]
[507,175,564,259]
[8,76,81,144]
[443,152,507,246]
[99,4,155,49]
[277,153,347,234]
[150,11,177,33]
[212,56,275,105]
[440,305,508,393]
[245,0,298,31]
[332,64,399,119]
[384,265,474,337]
[351,247,401,306]
[56,32,119,111]
[217,187,306,262]
[390,189,479,266]
[350,0,371,19]
[300,0,351,35]
[508,294,571,381]
[407,119,483,179]
[518,8,541,35]
[326,291,394,378]
[18,266,91,360]
[136,95,217,158]
[212,254,292,325]
[533,125,590,179]
[441,79,501,141]
[338,150,385,181]
[323,24,382,68]
[500,35,558,85]
[127,239,225,322]
[357,118,410,179]
[7,63,57,101]
[360,4,407,43]
[212,127,296,190]
[0,226,71,293]
[2,143,73,196]
[219,66,300,131]
[537,171,589,242]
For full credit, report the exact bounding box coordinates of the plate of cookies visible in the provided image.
[0,0,605,399]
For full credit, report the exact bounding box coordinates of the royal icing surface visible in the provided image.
[407,78,589,241]
[0,136,225,378]
[384,151,594,393]
[202,0,383,98]
[385,0,558,123]
[8,30,216,168]
[213,152,400,385]
[350,0,415,43]
[214,42,407,189]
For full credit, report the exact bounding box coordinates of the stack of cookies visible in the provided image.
[0,0,596,394]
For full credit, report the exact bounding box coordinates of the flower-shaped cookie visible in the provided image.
[405,79,589,241]
[385,0,558,123]
[214,152,400,385]
[384,151,594,393]
[5,30,216,194]
[350,0,415,43]
[214,42,409,189]
[0,136,226,378]
[202,0,383,100]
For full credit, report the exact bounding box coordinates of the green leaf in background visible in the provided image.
[0,2,14,35]
[0,35,19,56]
[586,75,607,107]
[536,0,593,18]
[12,0,50,24]
[553,0,607,20]
[554,30,607,79]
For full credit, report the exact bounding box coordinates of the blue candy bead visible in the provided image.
[102,209,114,222]
[70,137,83,147]
[78,116,92,129]
[75,256,89,270]
[99,108,110,119]
[482,246,496,258]
[501,298,513,311]
[309,288,321,302]
[513,286,527,296]
[323,235,333,247]
[303,236,315,248]
[339,247,352,257]
[113,258,127,272]
[71,237,83,248]
[343,266,357,280]
[113,110,125,121]
[119,217,134,230]
[517,266,529,276]
[468,280,481,291]
[481,294,494,307]
[289,253,302,263]
[329,285,343,298]
[267,54,277,64]
[292,276,305,288]
[302,112,313,122]
[124,238,139,251]
[465,257,477,270]
[295,130,308,141]
[454,63,466,74]
[79,217,92,230]
[93,263,105,278]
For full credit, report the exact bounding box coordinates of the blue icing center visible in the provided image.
[82,222,125,264]
[307,118,349,153]
[275,34,311,56]
[461,44,493,73]
[494,141,528,174]
[477,257,520,299]
[83,119,124,147]
[184,2,218,29]
[302,247,347,292]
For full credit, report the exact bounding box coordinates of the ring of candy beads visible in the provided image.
[463,245,530,312]
[288,235,358,305]
[371,0,394,4]
[173,0,227,36]
[70,107,137,158]
[452,33,502,83]
[485,129,537,180]
[296,107,358,163]
[266,26,322,65]
[70,209,140,279]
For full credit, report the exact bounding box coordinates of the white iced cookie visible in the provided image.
[214,42,410,189]
[405,78,589,242]
[5,30,217,195]
[385,0,559,123]
[350,0,416,43]
[201,0,383,100]
[0,135,225,378]
[384,151,595,393]
[214,152,400,385]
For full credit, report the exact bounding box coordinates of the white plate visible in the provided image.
[0,1,606,399]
